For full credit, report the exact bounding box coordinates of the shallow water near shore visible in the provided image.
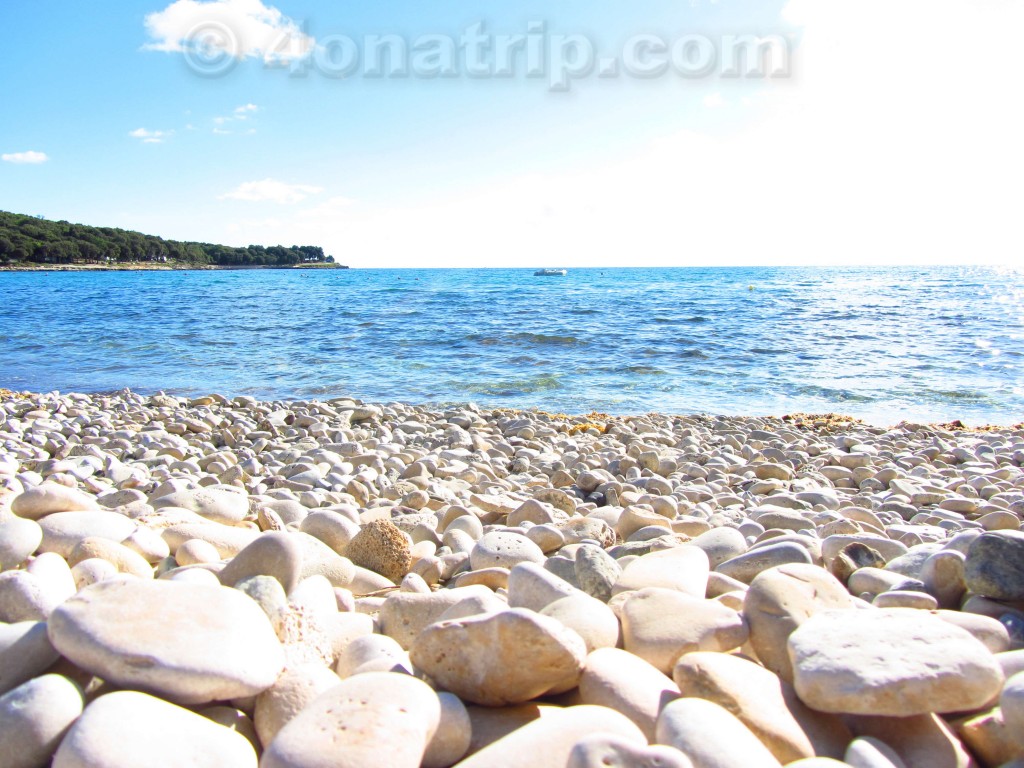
[1,265,1022,425]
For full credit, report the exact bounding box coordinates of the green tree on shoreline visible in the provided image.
[0,210,341,268]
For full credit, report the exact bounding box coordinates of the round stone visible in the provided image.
[0,674,84,768]
[656,697,783,768]
[217,531,303,593]
[620,587,748,674]
[743,563,855,683]
[344,520,412,584]
[12,483,98,520]
[470,531,545,571]
[53,690,257,767]
[0,621,60,695]
[410,608,587,706]
[48,579,285,705]
[260,672,441,768]
[0,515,43,570]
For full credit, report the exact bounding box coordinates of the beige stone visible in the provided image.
[299,510,360,556]
[378,586,492,650]
[48,579,285,705]
[744,563,856,683]
[0,674,84,768]
[217,531,303,593]
[689,527,748,569]
[198,707,260,756]
[410,608,586,706]
[0,515,42,570]
[673,651,850,762]
[0,621,60,695]
[612,545,709,597]
[620,587,748,673]
[162,522,260,559]
[717,541,814,583]
[845,713,975,768]
[789,608,1004,715]
[463,703,559,758]
[254,663,340,747]
[335,633,412,677]
[845,737,908,768]
[12,483,98,520]
[261,672,440,768]
[934,609,1011,654]
[507,561,579,612]
[68,536,153,579]
[151,487,249,524]
[470,531,545,570]
[345,520,412,584]
[872,590,937,610]
[175,538,222,565]
[455,705,647,768]
[1001,671,1024,749]
[38,511,137,559]
[424,692,472,768]
[656,697,783,768]
[953,708,1020,768]
[53,690,257,767]
[539,593,620,653]
[578,647,680,740]
[567,735,694,768]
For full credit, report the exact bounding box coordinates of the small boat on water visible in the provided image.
[534,268,567,277]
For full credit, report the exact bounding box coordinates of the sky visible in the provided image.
[1,0,1022,268]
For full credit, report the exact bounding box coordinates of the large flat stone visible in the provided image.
[48,579,284,705]
[788,608,1004,715]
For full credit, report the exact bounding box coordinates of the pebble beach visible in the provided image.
[2,387,1024,768]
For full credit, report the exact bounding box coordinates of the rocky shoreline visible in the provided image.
[1,388,1023,767]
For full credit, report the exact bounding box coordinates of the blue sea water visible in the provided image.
[1,266,1022,426]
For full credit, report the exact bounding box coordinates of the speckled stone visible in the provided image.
[344,520,412,584]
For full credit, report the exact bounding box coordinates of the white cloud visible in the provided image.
[143,0,313,63]
[129,128,172,144]
[219,178,324,204]
[2,151,48,164]
[211,103,260,134]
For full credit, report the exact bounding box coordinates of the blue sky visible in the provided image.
[1,0,1021,267]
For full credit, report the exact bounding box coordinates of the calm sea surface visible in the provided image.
[1,266,1022,425]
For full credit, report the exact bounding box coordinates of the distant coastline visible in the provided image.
[0,261,349,272]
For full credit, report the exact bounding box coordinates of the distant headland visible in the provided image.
[0,210,348,271]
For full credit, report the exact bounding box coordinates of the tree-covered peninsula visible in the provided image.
[0,211,344,269]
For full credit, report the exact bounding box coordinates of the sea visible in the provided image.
[1,266,1022,427]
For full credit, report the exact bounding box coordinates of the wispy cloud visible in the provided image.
[219,178,324,204]
[143,0,313,63]
[129,128,173,144]
[212,103,260,134]
[2,151,49,164]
